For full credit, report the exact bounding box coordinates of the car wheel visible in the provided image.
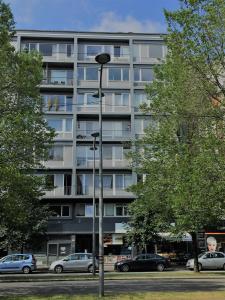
[223,264,225,270]
[156,264,165,272]
[198,263,202,271]
[54,265,63,274]
[121,264,130,272]
[88,265,93,273]
[22,266,31,274]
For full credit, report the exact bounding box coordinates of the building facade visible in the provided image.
[14,30,166,262]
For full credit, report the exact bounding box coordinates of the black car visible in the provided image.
[114,253,170,272]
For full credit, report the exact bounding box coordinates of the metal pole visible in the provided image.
[98,64,104,297]
[92,137,96,276]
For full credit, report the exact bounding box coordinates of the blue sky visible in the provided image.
[6,0,180,33]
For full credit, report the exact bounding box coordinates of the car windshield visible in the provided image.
[198,253,205,258]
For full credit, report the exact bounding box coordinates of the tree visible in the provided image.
[165,0,225,101]
[0,1,54,251]
[128,39,225,271]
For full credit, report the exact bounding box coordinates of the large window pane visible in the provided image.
[115,175,123,189]
[65,119,72,132]
[85,205,93,217]
[39,44,53,56]
[62,206,70,217]
[86,68,98,80]
[105,204,114,216]
[123,68,129,80]
[76,203,85,216]
[87,45,102,56]
[48,119,62,131]
[66,96,73,111]
[149,44,163,58]
[142,68,153,81]
[134,69,140,81]
[109,68,121,81]
[77,67,84,80]
[77,94,84,105]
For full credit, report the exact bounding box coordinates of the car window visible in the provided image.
[12,255,22,261]
[136,255,145,260]
[79,254,88,260]
[2,256,12,262]
[145,254,155,259]
[69,255,78,260]
[213,252,224,258]
[23,255,30,260]
[205,253,213,259]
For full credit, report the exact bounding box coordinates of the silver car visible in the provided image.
[49,253,98,273]
[186,251,225,270]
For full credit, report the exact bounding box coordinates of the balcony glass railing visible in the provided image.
[76,157,129,168]
[41,77,73,86]
[76,130,131,139]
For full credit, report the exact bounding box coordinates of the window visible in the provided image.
[47,118,72,133]
[115,93,129,106]
[39,44,53,56]
[46,174,54,188]
[87,45,102,57]
[50,205,70,218]
[116,204,129,216]
[105,204,114,216]
[134,93,148,110]
[134,68,154,82]
[48,146,63,161]
[43,95,72,112]
[76,203,99,217]
[77,67,99,80]
[149,44,163,59]
[48,119,63,131]
[108,68,129,81]
[76,203,85,216]
[65,119,72,132]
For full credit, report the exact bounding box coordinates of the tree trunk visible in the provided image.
[191,232,199,272]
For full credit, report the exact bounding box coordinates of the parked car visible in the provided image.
[186,251,225,270]
[0,254,36,274]
[49,253,98,273]
[114,253,171,272]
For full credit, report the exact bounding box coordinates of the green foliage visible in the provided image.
[0,1,54,251]
[128,1,225,260]
[164,0,225,99]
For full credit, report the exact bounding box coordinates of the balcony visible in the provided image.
[76,174,133,197]
[44,186,72,197]
[76,158,130,169]
[41,77,73,87]
[76,130,131,141]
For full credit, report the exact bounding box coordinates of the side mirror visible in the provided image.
[63,258,69,261]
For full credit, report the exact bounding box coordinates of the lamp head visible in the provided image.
[92,91,105,98]
[91,132,99,138]
[95,53,111,65]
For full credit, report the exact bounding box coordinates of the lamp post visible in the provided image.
[93,53,110,297]
[90,132,99,276]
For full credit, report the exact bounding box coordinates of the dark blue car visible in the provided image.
[0,254,37,274]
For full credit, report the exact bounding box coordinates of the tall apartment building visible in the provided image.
[14,30,166,261]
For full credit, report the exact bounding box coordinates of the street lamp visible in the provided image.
[94,52,110,297]
[90,131,99,276]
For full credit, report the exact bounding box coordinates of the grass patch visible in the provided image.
[2,292,225,300]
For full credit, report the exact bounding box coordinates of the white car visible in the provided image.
[49,253,98,273]
[186,251,225,270]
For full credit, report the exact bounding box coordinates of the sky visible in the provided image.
[5,0,181,33]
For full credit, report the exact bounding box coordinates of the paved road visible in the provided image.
[1,278,225,297]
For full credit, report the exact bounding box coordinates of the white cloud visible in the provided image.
[91,11,166,33]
